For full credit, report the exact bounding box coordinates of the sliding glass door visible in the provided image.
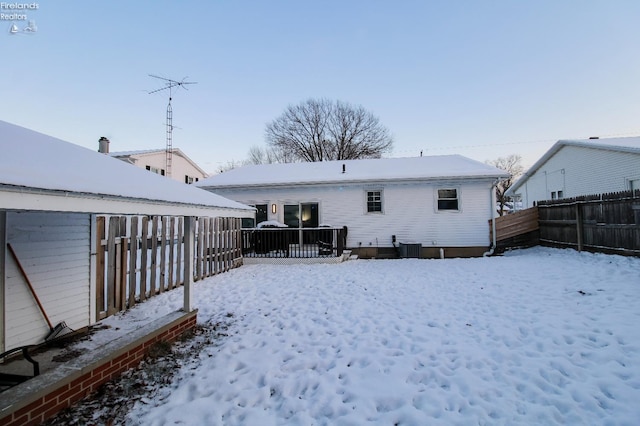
[283,203,318,228]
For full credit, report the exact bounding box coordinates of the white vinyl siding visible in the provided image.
[516,146,640,208]
[213,180,493,249]
[4,212,91,350]
[131,152,207,183]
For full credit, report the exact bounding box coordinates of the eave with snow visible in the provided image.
[506,137,640,208]
[196,155,509,259]
[0,121,253,352]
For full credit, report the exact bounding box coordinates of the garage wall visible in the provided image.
[4,211,91,350]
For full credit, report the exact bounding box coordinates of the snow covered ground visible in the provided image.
[88,247,639,425]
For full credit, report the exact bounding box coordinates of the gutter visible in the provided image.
[483,178,500,257]
[0,184,254,212]
[199,174,511,191]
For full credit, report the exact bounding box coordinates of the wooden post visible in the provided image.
[118,216,128,312]
[197,218,205,280]
[214,217,220,275]
[576,202,584,252]
[159,216,167,293]
[128,216,138,309]
[203,217,210,277]
[208,217,214,277]
[226,218,232,271]
[168,217,175,289]
[96,216,106,319]
[183,216,194,312]
[106,216,118,315]
[140,216,149,301]
[176,217,183,286]
[150,216,158,295]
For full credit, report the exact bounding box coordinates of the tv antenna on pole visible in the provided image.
[148,74,197,178]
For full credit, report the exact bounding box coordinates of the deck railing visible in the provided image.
[242,227,346,258]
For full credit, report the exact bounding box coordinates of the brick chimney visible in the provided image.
[98,137,110,154]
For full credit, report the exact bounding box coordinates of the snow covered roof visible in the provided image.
[507,136,640,196]
[0,121,253,216]
[196,155,509,189]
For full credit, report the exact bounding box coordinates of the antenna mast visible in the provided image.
[148,74,197,178]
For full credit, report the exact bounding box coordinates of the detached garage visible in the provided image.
[0,120,254,353]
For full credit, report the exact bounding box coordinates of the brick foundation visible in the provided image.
[0,310,197,426]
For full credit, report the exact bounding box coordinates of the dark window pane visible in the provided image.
[437,189,457,199]
[255,204,268,224]
[438,199,459,210]
[241,218,255,228]
[284,205,299,227]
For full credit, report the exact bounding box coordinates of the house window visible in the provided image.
[366,190,383,213]
[145,165,165,176]
[241,218,255,228]
[437,189,459,211]
[551,191,557,200]
[557,190,564,199]
[185,175,194,184]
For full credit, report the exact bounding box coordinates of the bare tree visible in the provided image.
[246,145,293,165]
[487,154,524,216]
[265,98,393,162]
[216,159,246,174]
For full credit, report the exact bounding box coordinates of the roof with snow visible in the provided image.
[507,136,640,196]
[0,121,252,216]
[196,155,509,189]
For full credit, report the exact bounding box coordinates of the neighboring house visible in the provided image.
[506,137,640,208]
[98,137,208,184]
[0,121,253,352]
[196,155,509,258]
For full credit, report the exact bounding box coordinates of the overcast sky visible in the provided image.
[3,1,639,173]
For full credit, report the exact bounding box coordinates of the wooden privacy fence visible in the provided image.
[536,190,640,256]
[489,207,539,247]
[95,216,242,319]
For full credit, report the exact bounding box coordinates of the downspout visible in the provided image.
[483,179,499,257]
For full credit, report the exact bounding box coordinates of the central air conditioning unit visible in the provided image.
[399,242,421,258]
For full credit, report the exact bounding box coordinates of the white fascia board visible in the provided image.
[0,189,254,218]
[200,175,509,191]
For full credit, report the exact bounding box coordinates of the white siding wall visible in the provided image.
[518,146,640,207]
[213,180,494,248]
[4,212,91,349]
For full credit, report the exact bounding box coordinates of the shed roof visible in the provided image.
[0,121,252,216]
[506,136,640,196]
[196,155,509,189]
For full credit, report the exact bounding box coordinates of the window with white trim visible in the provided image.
[437,188,459,211]
[366,190,383,213]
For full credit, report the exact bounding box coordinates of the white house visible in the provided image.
[506,137,640,208]
[98,138,208,184]
[0,121,253,352]
[196,155,509,259]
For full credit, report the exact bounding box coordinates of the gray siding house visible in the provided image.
[506,137,640,208]
[196,155,509,258]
